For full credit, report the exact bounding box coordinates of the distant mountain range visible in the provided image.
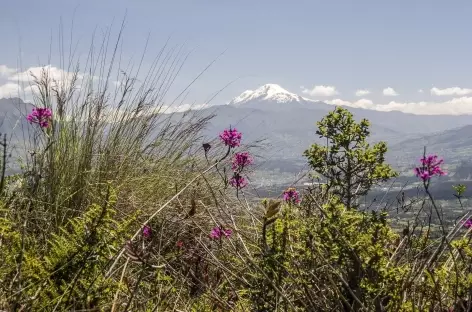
[204,84,472,184]
[225,84,472,133]
[389,124,472,164]
[2,84,472,185]
[0,97,32,135]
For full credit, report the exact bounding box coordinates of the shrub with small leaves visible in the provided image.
[304,107,398,210]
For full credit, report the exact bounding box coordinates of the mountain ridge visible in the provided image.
[3,85,472,184]
[225,83,472,134]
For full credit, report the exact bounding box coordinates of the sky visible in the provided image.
[2,0,472,114]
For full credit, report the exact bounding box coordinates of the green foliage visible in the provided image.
[249,195,409,311]
[250,200,307,311]
[304,106,398,209]
[453,183,466,198]
[0,186,137,311]
[315,197,406,310]
[0,201,22,308]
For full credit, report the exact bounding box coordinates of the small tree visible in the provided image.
[304,107,397,209]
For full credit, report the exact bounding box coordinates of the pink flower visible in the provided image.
[210,227,220,239]
[27,107,52,128]
[414,154,446,181]
[231,152,253,171]
[210,226,232,239]
[229,174,248,189]
[176,240,184,248]
[142,225,152,238]
[219,128,242,148]
[283,187,301,204]
[462,218,472,229]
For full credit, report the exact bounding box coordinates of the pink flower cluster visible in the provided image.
[414,154,446,181]
[232,152,253,171]
[219,128,242,148]
[210,226,232,239]
[219,128,253,191]
[283,187,301,204]
[27,107,52,128]
[230,174,248,189]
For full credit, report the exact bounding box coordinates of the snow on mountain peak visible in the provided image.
[229,84,304,105]
[255,84,291,96]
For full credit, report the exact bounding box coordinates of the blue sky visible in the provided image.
[2,0,472,114]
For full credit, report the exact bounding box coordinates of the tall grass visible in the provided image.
[13,24,215,227]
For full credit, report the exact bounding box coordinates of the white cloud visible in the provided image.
[430,87,472,96]
[322,96,472,115]
[418,89,424,93]
[0,83,22,98]
[382,87,399,96]
[24,84,40,95]
[0,65,17,77]
[326,98,375,109]
[355,89,371,97]
[161,103,209,113]
[8,65,81,84]
[112,80,124,88]
[95,103,209,123]
[301,85,338,97]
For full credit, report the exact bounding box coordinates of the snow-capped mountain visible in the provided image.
[225,83,472,134]
[228,84,309,106]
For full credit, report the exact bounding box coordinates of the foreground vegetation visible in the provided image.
[2,44,472,312]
